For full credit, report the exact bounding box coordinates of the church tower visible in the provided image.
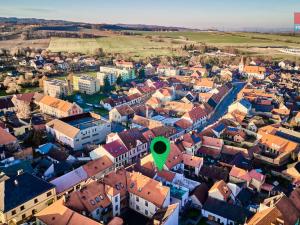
[239,56,245,73]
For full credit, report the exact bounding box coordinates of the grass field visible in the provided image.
[48,31,300,59]
[48,35,181,58]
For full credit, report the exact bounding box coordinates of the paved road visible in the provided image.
[198,82,246,132]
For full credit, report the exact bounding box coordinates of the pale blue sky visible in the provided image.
[1,0,299,30]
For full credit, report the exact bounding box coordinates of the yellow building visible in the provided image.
[0,172,56,225]
[73,74,100,95]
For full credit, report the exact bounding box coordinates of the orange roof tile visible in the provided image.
[182,154,203,168]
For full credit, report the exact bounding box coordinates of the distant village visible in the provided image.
[0,48,299,225]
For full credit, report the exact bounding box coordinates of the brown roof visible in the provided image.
[66,180,111,213]
[39,95,75,113]
[209,180,232,201]
[115,105,135,116]
[182,154,203,168]
[151,203,179,225]
[83,156,113,177]
[165,144,183,169]
[127,171,169,208]
[118,128,147,150]
[190,183,209,204]
[35,199,102,225]
[0,127,17,145]
[46,119,79,138]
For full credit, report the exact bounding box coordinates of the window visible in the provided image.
[115,196,118,203]
[11,210,16,216]
[20,205,25,211]
[136,196,139,202]
[145,201,148,207]
[34,198,38,204]
[22,214,26,219]
[46,191,52,197]
[115,205,118,211]
[145,210,148,215]
[136,205,140,211]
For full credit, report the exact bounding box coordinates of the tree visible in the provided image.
[138,69,145,79]
[6,83,21,94]
[17,75,25,85]
[103,76,112,93]
[116,76,123,85]
[3,76,13,87]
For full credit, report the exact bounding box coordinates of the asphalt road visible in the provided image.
[198,82,246,132]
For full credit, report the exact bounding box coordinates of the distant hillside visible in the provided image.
[0,17,203,32]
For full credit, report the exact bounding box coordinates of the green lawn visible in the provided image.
[65,92,108,116]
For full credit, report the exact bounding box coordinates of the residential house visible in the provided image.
[46,112,111,151]
[82,155,114,179]
[229,166,267,192]
[50,166,88,198]
[73,74,100,95]
[11,93,37,119]
[198,136,223,159]
[90,140,129,167]
[202,197,251,225]
[39,95,83,118]
[0,127,18,154]
[190,183,209,209]
[182,106,208,129]
[107,128,148,164]
[99,66,135,82]
[228,99,252,115]
[127,171,170,218]
[65,180,120,222]
[109,105,135,123]
[208,180,233,202]
[150,203,179,225]
[255,130,299,166]
[43,79,71,98]
[35,199,103,225]
[0,172,56,225]
[0,96,15,114]
[97,72,117,86]
[246,193,300,225]
[182,153,203,176]
[157,65,179,76]
[193,78,214,92]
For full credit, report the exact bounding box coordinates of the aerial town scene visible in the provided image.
[0,1,300,225]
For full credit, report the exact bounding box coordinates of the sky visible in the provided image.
[1,0,300,31]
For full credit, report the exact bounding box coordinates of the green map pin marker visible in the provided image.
[150,136,171,171]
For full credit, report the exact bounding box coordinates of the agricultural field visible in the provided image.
[47,31,300,60]
[48,35,182,58]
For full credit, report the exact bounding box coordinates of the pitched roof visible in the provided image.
[83,156,113,177]
[0,127,17,145]
[102,140,128,158]
[203,197,251,222]
[39,95,75,112]
[66,180,111,213]
[190,183,209,204]
[50,167,88,194]
[182,154,203,168]
[118,128,147,149]
[115,105,135,116]
[36,199,102,225]
[183,106,208,123]
[151,203,179,225]
[127,171,169,208]
[0,172,54,212]
[209,180,232,201]
[165,144,183,169]
[46,119,79,139]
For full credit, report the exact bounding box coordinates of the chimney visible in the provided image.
[17,169,23,175]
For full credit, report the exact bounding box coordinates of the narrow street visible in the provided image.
[198,82,246,132]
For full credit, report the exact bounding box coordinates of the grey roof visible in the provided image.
[0,172,54,212]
